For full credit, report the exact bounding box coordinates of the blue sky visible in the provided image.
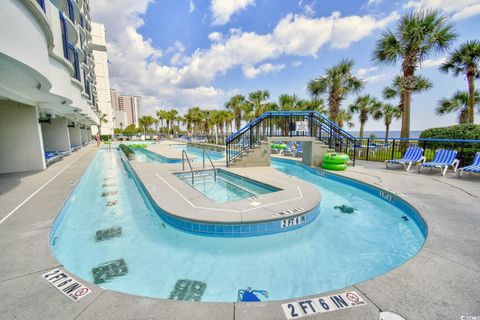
[91,0,480,132]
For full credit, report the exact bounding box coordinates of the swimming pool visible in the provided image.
[51,149,426,302]
[175,169,280,203]
[170,144,224,160]
[133,148,181,164]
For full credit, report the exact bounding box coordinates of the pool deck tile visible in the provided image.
[1,145,480,319]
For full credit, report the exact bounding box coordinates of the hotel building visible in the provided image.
[0,0,105,173]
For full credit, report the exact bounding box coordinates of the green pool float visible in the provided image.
[322,153,349,171]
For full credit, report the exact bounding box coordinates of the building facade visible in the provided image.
[91,22,113,135]
[110,89,141,128]
[0,0,102,173]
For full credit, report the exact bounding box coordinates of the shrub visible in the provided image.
[420,124,480,140]
[420,124,480,165]
[118,144,135,160]
[128,144,147,149]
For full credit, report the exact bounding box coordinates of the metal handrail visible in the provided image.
[203,150,217,181]
[181,150,194,184]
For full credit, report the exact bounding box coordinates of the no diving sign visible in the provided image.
[281,291,366,319]
[43,268,92,301]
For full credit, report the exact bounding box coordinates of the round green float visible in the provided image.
[322,153,349,171]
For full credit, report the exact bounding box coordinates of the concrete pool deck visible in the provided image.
[0,145,479,319]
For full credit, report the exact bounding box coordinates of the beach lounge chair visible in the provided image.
[293,142,303,157]
[385,146,425,171]
[44,151,61,165]
[283,142,296,156]
[418,149,459,176]
[458,152,480,177]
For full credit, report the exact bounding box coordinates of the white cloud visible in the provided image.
[421,57,447,68]
[367,0,383,6]
[210,0,255,25]
[208,31,223,42]
[298,0,316,16]
[404,0,480,20]
[243,63,286,79]
[291,60,303,67]
[355,66,388,83]
[364,74,388,83]
[355,67,378,78]
[189,0,196,13]
[91,2,399,115]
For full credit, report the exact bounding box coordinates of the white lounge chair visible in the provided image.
[418,149,459,176]
[458,152,480,177]
[385,146,425,171]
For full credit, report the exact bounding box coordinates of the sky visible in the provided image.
[90,0,480,132]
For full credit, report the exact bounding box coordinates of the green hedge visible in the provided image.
[118,144,135,160]
[420,124,480,140]
[128,144,147,148]
[419,124,480,165]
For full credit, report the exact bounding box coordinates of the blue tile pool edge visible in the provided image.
[119,150,320,237]
[272,157,428,238]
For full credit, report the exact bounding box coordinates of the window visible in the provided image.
[59,12,68,59]
[37,0,45,12]
[67,44,80,81]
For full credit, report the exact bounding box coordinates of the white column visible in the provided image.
[68,123,82,148]
[0,101,45,173]
[41,117,71,154]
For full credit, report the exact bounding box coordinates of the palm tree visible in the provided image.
[372,10,456,138]
[248,90,270,118]
[156,109,166,131]
[436,90,480,124]
[224,110,235,135]
[383,75,433,111]
[440,40,480,123]
[307,59,364,124]
[185,107,204,134]
[349,95,381,138]
[138,115,155,136]
[373,103,402,139]
[337,109,354,128]
[298,98,326,113]
[278,94,299,111]
[98,113,108,136]
[225,94,247,131]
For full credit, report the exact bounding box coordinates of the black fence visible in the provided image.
[349,138,480,167]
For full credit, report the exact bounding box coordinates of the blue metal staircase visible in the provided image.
[225,111,357,167]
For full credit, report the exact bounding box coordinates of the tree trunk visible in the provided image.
[385,123,390,139]
[359,121,365,138]
[235,117,241,131]
[401,66,415,139]
[467,71,475,124]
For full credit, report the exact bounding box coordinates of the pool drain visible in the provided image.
[379,311,407,320]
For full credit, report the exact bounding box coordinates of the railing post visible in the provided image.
[391,139,395,160]
[366,138,370,161]
[353,139,356,166]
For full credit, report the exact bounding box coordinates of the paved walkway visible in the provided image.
[0,148,478,320]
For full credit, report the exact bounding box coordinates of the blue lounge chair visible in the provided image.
[44,151,61,165]
[283,142,296,156]
[293,142,303,157]
[458,152,480,177]
[385,146,425,171]
[418,149,459,176]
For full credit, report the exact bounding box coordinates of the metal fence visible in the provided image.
[348,137,480,167]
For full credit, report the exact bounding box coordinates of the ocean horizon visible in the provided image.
[347,130,423,139]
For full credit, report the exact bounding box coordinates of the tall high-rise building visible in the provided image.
[0,0,102,173]
[92,23,113,135]
[118,95,141,128]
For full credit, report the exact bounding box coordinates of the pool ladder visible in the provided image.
[181,150,216,184]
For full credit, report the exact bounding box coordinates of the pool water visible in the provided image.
[175,169,280,203]
[51,149,425,302]
[170,144,224,160]
[133,148,181,164]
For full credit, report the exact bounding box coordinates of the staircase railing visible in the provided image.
[202,150,217,181]
[181,150,195,183]
[225,111,356,167]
